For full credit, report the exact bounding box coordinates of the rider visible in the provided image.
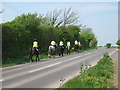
[59,40,64,47]
[67,40,71,47]
[33,39,39,51]
[75,40,78,45]
[51,40,57,49]
[78,41,81,46]
[74,40,79,49]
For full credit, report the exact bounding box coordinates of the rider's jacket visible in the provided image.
[75,40,78,45]
[78,42,81,46]
[67,41,70,46]
[59,41,64,46]
[33,41,38,48]
[51,41,56,45]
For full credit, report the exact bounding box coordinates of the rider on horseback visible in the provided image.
[75,40,78,45]
[78,41,81,46]
[51,40,57,49]
[75,40,79,49]
[59,41,64,47]
[33,39,39,52]
[67,40,71,47]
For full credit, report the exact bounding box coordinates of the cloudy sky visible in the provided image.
[1,1,118,46]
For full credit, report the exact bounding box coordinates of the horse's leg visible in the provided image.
[66,47,68,55]
[38,53,40,61]
[29,55,32,62]
[30,54,33,62]
[29,53,33,62]
[36,53,38,62]
[62,48,64,56]
[68,49,70,54]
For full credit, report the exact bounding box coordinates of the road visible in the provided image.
[1,47,118,88]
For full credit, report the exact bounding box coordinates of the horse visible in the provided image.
[66,46,71,55]
[78,45,82,51]
[48,45,57,58]
[74,45,79,53]
[29,47,40,62]
[58,45,65,56]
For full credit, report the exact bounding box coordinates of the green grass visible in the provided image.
[1,54,49,68]
[59,53,114,88]
[2,47,98,68]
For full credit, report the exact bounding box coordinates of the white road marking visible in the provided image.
[68,56,81,61]
[0,79,4,82]
[85,53,91,55]
[29,55,83,73]
[29,62,62,73]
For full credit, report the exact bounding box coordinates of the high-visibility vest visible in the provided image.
[75,40,78,45]
[67,41,70,46]
[59,41,63,46]
[51,41,56,45]
[33,41,38,48]
[78,42,81,46]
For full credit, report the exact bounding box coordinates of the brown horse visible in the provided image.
[78,45,82,52]
[29,47,40,62]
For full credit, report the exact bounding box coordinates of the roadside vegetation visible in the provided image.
[59,53,114,88]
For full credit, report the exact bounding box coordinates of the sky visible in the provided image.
[1,1,118,46]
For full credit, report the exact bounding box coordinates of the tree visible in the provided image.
[80,28,96,48]
[106,43,111,48]
[89,37,97,48]
[47,7,79,27]
[116,39,120,46]
[0,9,5,14]
[46,9,62,26]
[62,7,79,26]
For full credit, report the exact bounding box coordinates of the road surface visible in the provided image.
[1,47,118,88]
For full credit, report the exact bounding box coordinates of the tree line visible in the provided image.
[2,8,97,63]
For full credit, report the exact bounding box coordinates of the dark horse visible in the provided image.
[78,44,82,52]
[29,47,40,62]
[58,46,65,56]
[74,45,79,53]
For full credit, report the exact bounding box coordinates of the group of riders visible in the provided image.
[30,39,82,61]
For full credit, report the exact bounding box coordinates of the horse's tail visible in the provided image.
[29,48,32,59]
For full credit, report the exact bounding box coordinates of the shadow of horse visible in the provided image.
[29,47,40,62]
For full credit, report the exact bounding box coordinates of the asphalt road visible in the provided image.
[1,47,118,88]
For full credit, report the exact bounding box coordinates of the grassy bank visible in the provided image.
[59,53,114,88]
[2,47,97,68]
[1,54,48,68]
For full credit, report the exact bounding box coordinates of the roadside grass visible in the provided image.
[1,54,48,68]
[1,47,97,68]
[59,53,114,88]
[110,46,118,48]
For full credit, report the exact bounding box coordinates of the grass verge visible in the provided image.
[59,53,114,88]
